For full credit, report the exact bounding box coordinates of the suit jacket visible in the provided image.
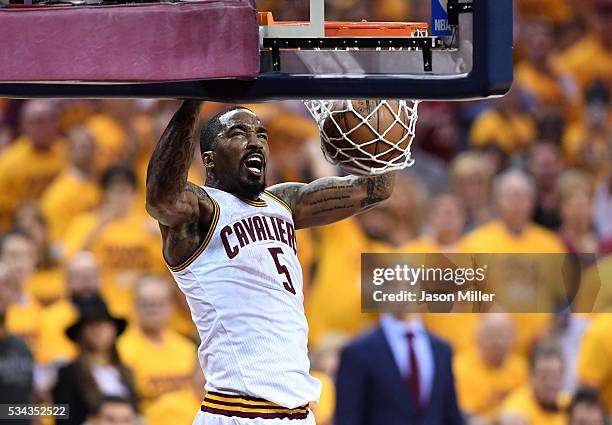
[335,326,464,425]
[52,360,137,425]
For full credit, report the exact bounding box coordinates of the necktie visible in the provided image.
[406,331,421,408]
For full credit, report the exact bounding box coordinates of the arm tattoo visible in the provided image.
[359,173,395,208]
[146,100,202,205]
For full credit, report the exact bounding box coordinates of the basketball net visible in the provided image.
[303,99,420,175]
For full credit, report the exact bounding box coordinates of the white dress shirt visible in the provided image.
[380,314,434,404]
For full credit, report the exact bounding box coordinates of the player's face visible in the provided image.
[212,110,269,198]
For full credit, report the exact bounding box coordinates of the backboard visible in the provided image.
[0,0,513,101]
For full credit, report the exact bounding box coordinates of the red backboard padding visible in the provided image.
[0,0,259,82]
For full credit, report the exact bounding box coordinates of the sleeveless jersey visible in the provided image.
[167,186,321,408]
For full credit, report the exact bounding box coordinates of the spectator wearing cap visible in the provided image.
[38,252,103,366]
[117,275,197,411]
[568,388,608,425]
[61,165,165,317]
[0,100,66,232]
[454,314,528,422]
[498,343,568,425]
[52,295,137,425]
[0,264,34,425]
[335,313,464,425]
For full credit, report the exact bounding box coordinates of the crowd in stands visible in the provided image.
[0,0,611,424]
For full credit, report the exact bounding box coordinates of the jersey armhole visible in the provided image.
[167,196,221,272]
[263,189,293,216]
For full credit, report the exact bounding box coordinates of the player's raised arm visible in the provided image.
[146,100,216,262]
[268,172,395,229]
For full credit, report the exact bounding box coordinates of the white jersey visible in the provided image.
[168,186,321,409]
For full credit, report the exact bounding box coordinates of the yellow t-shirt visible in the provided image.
[500,385,568,425]
[577,314,612,412]
[561,117,612,182]
[117,327,198,410]
[6,295,42,357]
[458,220,566,254]
[61,210,165,317]
[310,371,335,425]
[455,220,564,356]
[37,299,78,365]
[144,388,201,425]
[554,34,612,93]
[304,218,385,347]
[515,61,580,119]
[24,266,66,307]
[454,349,528,420]
[40,171,101,242]
[0,137,66,231]
[516,0,572,24]
[469,110,536,155]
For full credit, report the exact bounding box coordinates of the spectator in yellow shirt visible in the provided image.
[13,202,65,306]
[0,100,66,231]
[562,82,611,182]
[469,87,537,156]
[454,314,528,422]
[450,151,495,230]
[0,231,42,354]
[117,275,197,410]
[515,19,580,116]
[567,388,607,425]
[144,365,205,425]
[459,169,566,254]
[499,343,568,425]
[577,314,612,413]
[553,2,612,93]
[38,252,103,365]
[459,170,565,356]
[61,165,165,317]
[402,193,466,253]
[41,126,101,243]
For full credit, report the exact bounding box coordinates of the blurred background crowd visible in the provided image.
[0,0,611,424]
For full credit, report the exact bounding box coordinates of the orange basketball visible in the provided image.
[321,100,412,175]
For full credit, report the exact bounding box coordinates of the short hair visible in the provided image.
[529,342,563,372]
[100,164,138,191]
[199,106,254,155]
[89,395,136,417]
[568,387,607,423]
[0,229,34,256]
[492,168,536,198]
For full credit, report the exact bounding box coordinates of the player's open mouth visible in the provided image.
[243,153,265,176]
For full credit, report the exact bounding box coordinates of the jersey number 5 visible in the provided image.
[268,247,296,294]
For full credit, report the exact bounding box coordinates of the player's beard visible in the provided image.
[240,175,266,199]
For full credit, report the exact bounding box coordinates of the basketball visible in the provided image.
[320,100,413,175]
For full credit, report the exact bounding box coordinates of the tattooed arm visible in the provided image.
[268,173,395,229]
[145,100,214,266]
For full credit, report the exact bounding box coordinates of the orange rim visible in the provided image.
[258,12,428,37]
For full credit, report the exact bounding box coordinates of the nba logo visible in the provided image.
[431,0,453,36]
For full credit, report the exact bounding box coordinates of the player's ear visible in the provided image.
[202,151,214,170]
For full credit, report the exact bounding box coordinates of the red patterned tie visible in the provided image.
[406,331,421,408]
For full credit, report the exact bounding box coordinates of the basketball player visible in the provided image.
[145,100,395,424]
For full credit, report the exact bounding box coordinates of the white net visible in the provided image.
[303,99,420,175]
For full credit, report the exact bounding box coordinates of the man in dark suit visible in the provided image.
[335,313,464,425]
